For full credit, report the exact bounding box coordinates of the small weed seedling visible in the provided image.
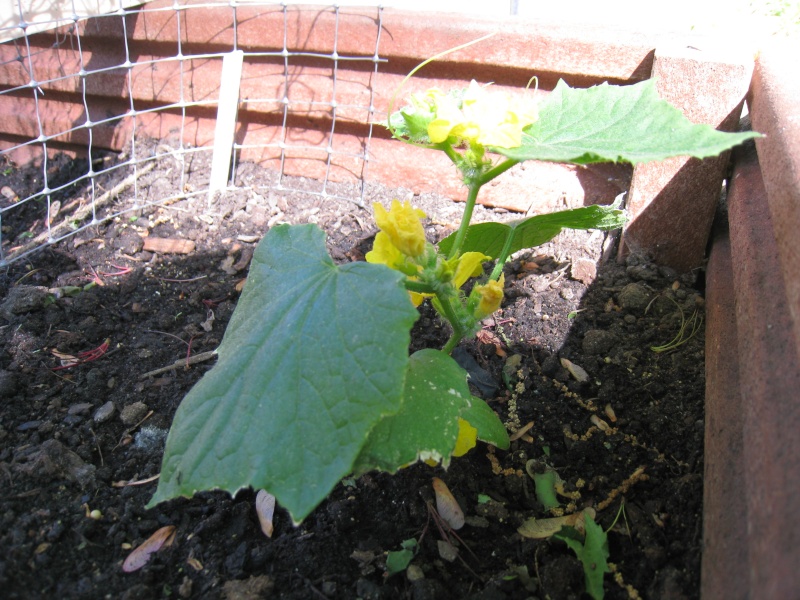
[150,38,758,522]
[554,514,611,600]
[648,295,703,353]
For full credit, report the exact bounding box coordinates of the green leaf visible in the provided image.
[531,468,561,511]
[352,349,473,473]
[437,203,626,259]
[495,79,759,165]
[555,516,610,600]
[386,538,418,575]
[459,395,510,450]
[149,224,419,522]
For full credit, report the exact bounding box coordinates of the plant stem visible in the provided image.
[404,280,436,294]
[477,158,519,186]
[489,228,516,281]
[445,157,520,261]
[434,291,469,354]
[441,142,463,169]
[446,182,481,260]
[442,333,462,355]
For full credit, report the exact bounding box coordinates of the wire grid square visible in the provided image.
[0,1,384,266]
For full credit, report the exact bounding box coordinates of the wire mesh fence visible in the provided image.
[0,1,385,266]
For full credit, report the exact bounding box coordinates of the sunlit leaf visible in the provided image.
[496,79,759,165]
[149,224,418,522]
[437,202,626,260]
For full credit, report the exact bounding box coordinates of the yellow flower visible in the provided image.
[451,252,489,288]
[374,200,428,258]
[427,80,537,149]
[473,274,505,319]
[365,231,406,270]
[452,418,478,457]
[366,232,426,306]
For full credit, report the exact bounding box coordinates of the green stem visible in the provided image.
[477,158,519,186]
[446,182,481,260]
[404,280,436,294]
[489,227,516,281]
[434,290,469,354]
[442,333,463,355]
[441,142,463,169]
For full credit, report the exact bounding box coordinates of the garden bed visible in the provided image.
[0,144,706,599]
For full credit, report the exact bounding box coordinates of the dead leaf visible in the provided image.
[219,255,238,275]
[51,349,79,368]
[432,477,464,530]
[509,421,534,442]
[200,310,215,332]
[437,539,459,562]
[476,329,507,357]
[590,414,611,432]
[222,575,273,599]
[142,237,195,254]
[187,556,204,571]
[122,525,176,572]
[560,358,589,383]
[255,489,276,538]
[35,542,50,554]
[517,507,596,539]
[47,200,61,225]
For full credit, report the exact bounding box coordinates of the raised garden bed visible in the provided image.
[1,3,798,599]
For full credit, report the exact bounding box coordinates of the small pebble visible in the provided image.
[582,329,618,356]
[120,402,148,426]
[570,258,596,285]
[407,564,425,582]
[618,283,651,312]
[68,403,93,416]
[94,401,116,424]
[0,370,20,397]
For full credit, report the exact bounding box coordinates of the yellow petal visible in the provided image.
[473,273,505,319]
[409,291,427,307]
[428,118,455,144]
[373,200,428,258]
[365,231,404,269]
[452,418,478,457]
[452,252,490,288]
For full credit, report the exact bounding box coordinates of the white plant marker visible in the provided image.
[208,50,244,202]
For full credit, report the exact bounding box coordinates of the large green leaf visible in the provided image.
[149,224,419,522]
[437,203,626,259]
[353,349,509,473]
[353,349,472,473]
[459,396,510,450]
[495,79,758,165]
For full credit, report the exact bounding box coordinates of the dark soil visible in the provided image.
[0,144,705,599]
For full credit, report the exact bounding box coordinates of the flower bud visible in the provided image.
[373,199,427,258]
[472,274,505,319]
